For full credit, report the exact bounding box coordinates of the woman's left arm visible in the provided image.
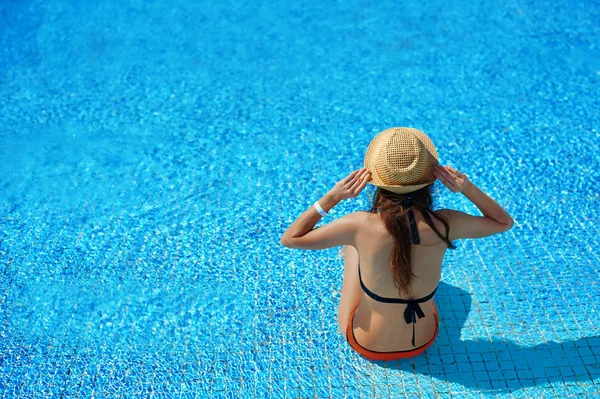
[280,168,371,250]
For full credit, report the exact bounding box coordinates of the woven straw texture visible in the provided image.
[364,127,438,194]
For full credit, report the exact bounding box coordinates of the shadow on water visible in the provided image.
[376,282,600,391]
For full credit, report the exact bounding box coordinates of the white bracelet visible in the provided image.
[313,200,327,217]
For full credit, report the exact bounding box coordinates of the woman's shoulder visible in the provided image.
[354,210,377,220]
[346,210,379,228]
[432,208,485,227]
[431,208,512,240]
[333,210,372,225]
[344,210,373,222]
[430,208,462,236]
[432,208,463,221]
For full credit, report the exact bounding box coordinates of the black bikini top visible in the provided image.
[358,262,436,347]
[362,198,454,347]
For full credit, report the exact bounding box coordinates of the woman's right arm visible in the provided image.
[434,164,513,240]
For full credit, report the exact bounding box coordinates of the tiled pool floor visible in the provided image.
[1,0,599,397]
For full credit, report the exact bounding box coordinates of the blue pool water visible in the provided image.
[1,0,599,397]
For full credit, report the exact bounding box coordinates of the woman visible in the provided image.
[280,127,513,361]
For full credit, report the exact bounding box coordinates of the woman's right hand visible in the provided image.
[433,165,472,193]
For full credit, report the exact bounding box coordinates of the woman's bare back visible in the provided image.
[351,209,450,351]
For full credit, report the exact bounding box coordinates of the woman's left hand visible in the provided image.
[329,167,372,201]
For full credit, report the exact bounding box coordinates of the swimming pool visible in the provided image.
[1,0,599,397]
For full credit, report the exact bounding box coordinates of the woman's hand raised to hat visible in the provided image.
[330,167,372,201]
[433,165,472,193]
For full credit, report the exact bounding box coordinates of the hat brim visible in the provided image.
[368,180,435,194]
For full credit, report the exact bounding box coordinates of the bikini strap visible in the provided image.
[407,209,420,245]
[422,209,457,250]
[405,195,420,245]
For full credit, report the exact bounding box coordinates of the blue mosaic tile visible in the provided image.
[1,0,600,398]
[505,379,523,390]
[580,382,600,394]
[491,379,508,390]
[509,391,528,399]
[389,391,410,399]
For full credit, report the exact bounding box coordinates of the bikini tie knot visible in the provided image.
[404,301,426,347]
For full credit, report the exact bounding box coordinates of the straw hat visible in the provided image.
[364,127,438,194]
